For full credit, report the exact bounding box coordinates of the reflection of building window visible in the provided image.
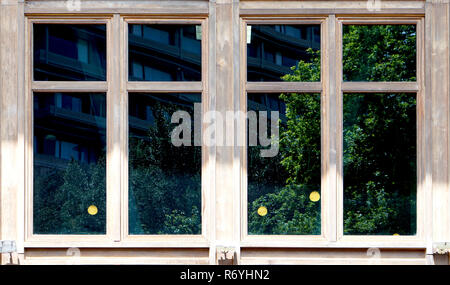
[34,24,106,81]
[128,24,201,81]
[247,25,320,81]
[77,39,89,64]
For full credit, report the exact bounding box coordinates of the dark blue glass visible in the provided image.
[343,93,416,235]
[128,25,202,81]
[33,93,106,234]
[128,93,202,234]
[247,25,320,82]
[247,93,321,235]
[34,25,106,81]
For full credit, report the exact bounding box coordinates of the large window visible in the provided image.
[244,21,324,241]
[341,24,418,237]
[242,17,424,246]
[27,18,207,245]
[18,4,431,265]
[32,23,108,237]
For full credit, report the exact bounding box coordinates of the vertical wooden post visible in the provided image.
[107,14,122,242]
[324,14,339,242]
[211,0,241,265]
[429,0,450,264]
[0,0,25,265]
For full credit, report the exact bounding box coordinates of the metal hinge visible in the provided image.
[0,240,17,254]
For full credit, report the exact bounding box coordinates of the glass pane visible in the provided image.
[34,25,106,81]
[128,93,202,234]
[247,25,321,82]
[343,25,416,82]
[128,25,202,81]
[343,93,416,235]
[33,93,106,234]
[248,93,321,235]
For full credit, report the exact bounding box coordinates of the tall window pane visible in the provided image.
[128,93,202,234]
[247,25,320,82]
[343,93,416,235]
[128,25,202,81]
[343,25,416,82]
[33,93,106,234]
[248,93,321,235]
[34,25,107,81]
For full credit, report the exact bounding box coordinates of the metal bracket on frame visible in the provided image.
[0,240,17,254]
[433,242,450,255]
[216,246,236,265]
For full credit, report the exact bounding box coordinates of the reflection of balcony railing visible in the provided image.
[129,116,153,133]
[255,26,320,50]
[34,153,73,171]
[35,107,106,148]
[35,106,106,129]
[36,49,105,80]
[248,100,287,123]
[247,56,293,77]
[129,34,201,66]
[34,107,106,171]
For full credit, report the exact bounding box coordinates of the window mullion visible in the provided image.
[323,14,340,243]
[106,14,122,242]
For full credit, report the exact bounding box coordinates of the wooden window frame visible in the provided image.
[24,15,211,248]
[120,17,210,247]
[336,17,428,247]
[241,17,328,247]
[240,15,429,249]
[25,16,112,247]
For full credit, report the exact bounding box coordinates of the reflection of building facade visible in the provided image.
[128,25,202,81]
[34,24,317,166]
[247,25,319,116]
[247,25,320,82]
[35,24,319,108]
[34,25,107,81]
[33,93,106,171]
[129,93,200,139]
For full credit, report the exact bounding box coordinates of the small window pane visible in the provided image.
[34,25,106,81]
[343,93,416,235]
[343,25,416,82]
[128,93,202,234]
[33,93,106,234]
[128,25,202,81]
[247,25,321,82]
[248,93,321,235]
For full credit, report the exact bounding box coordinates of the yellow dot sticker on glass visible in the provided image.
[309,191,320,202]
[257,206,268,216]
[88,205,98,216]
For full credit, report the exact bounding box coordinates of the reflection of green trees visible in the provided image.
[34,158,106,234]
[249,25,417,235]
[343,25,416,81]
[248,49,321,235]
[35,25,417,236]
[35,98,201,235]
[128,99,201,235]
[343,93,416,234]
